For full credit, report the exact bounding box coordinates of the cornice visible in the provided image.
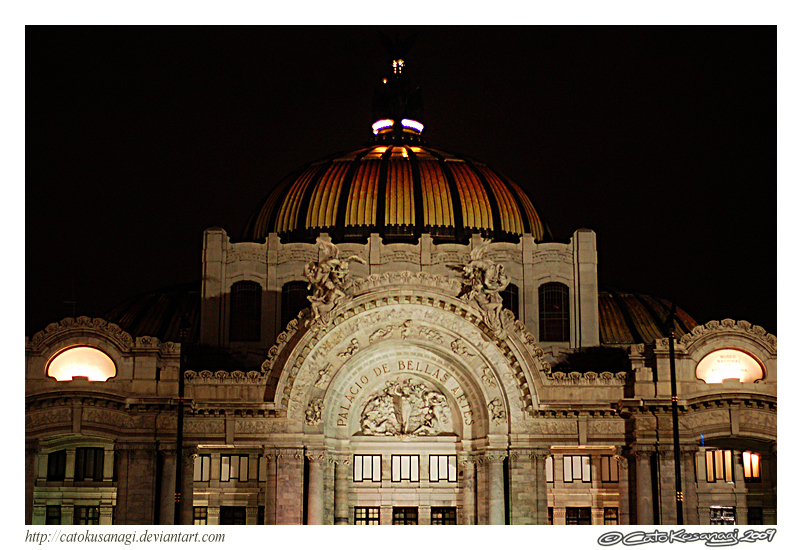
[676,319,776,354]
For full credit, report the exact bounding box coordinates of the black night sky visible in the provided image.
[25,26,777,338]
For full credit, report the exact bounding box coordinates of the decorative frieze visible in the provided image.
[678,318,776,353]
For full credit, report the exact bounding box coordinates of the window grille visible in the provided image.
[193,507,208,525]
[600,455,619,482]
[431,507,457,525]
[353,455,382,482]
[281,281,309,329]
[220,455,249,482]
[710,506,736,525]
[45,506,61,525]
[354,507,380,525]
[706,449,733,483]
[429,455,458,482]
[193,454,211,482]
[604,507,619,525]
[393,507,418,525]
[74,447,104,481]
[539,282,569,341]
[219,506,246,525]
[565,507,591,525]
[391,455,420,482]
[73,506,100,525]
[230,281,261,341]
[563,455,591,483]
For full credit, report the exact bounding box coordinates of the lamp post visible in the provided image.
[666,303,684,525]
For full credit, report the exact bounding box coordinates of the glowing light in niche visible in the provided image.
[47,346,117,381]
[401,119,424,133]
[695,348,764,384]
[372,119,394,135]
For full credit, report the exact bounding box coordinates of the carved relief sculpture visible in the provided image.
[305,398,323,426]
[358,378,453,436]
[457,239,510,335]
[303,237,366,326]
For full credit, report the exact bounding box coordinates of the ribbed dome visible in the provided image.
[242,144,551,244]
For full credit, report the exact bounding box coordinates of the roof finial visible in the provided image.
[371,32,424,143]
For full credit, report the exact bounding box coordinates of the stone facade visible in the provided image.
[25,232,777,525]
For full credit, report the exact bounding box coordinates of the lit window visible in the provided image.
[391,455,420,482]
[565,507,591,525]
[600,455,619,482]
[73,506,100,525]
[431,507,456,525]
[354,507,380,525]
[74,447,104,482]
[353,455,382,482]
[220,455,249,482]
[743,451,761,482]
[429,455,458,482]
[193,454,211,482]
[563,455,591,483]
[539,282,569,341]
[706,449,733,483]
[230,281,261,342]
[393,507,418,525]
[47,346,116,381]
[604,507,619,525]
[193,507,208,525]
[696,349,765,383]
[710,506,736,525]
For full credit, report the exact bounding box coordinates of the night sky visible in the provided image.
[25,26,777,338]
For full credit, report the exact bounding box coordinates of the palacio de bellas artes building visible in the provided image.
[24,29,777,527]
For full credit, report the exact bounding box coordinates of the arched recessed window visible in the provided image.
[501,283,519,320]
[695,348,765,383]
[47,346,116,381]
[229,281,262,342]
[282,281,309,329]
[539,282,569,342]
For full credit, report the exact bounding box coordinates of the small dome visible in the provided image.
[242,144,551,244]
[598,289,698,345]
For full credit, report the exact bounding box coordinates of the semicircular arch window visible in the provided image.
[47,346,117,381]
[695,348,765,384]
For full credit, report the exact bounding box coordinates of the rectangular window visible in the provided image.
[354,506,380,525]
[431,507,457,525]
[429,455,458,482]
[548,507,553,525]
[706,449,733,483]
[545,455,554,483]
[257,506,264,526]
[45,506,61,525]
[710,506,736,525]
[220,455,249,482]
[743,451,761,482]
[391,455,420,482]
[219,506,246,525]
[747,506,763,525]
[601,455,619,482]
[258,456,267,482]
[47,450,66,481]
[353,455,382,482]
[74,448,104,482]
[563,455,591,483]
[604,507,619,525]
[193,454,211,482]
[193,507,208,525]
[393,507,418,525]
[73,506,100,525]
[565,507,591,525]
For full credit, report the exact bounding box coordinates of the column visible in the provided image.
[618,452,631,525]
[275,448,304,525]
[634,449,654,525]
[158,448,176,525]
[306,450,326,525]
[487,450,507,525]
[263,450,279,524]
[333,454,351,525]
[460,455,477,525]
[532,449,549,525]
[179,447,195,525]
[681,448,699,525]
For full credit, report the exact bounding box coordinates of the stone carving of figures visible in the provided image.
[305,398,323,426]
[338,338,360,358]
[457,238,510,335]
[369,325,393,344]
[304,237,366,326]
[488,398,506,424]
[359,378,453,436]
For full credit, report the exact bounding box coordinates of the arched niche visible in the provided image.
[695,348,765,384]
[46,345,117,382]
